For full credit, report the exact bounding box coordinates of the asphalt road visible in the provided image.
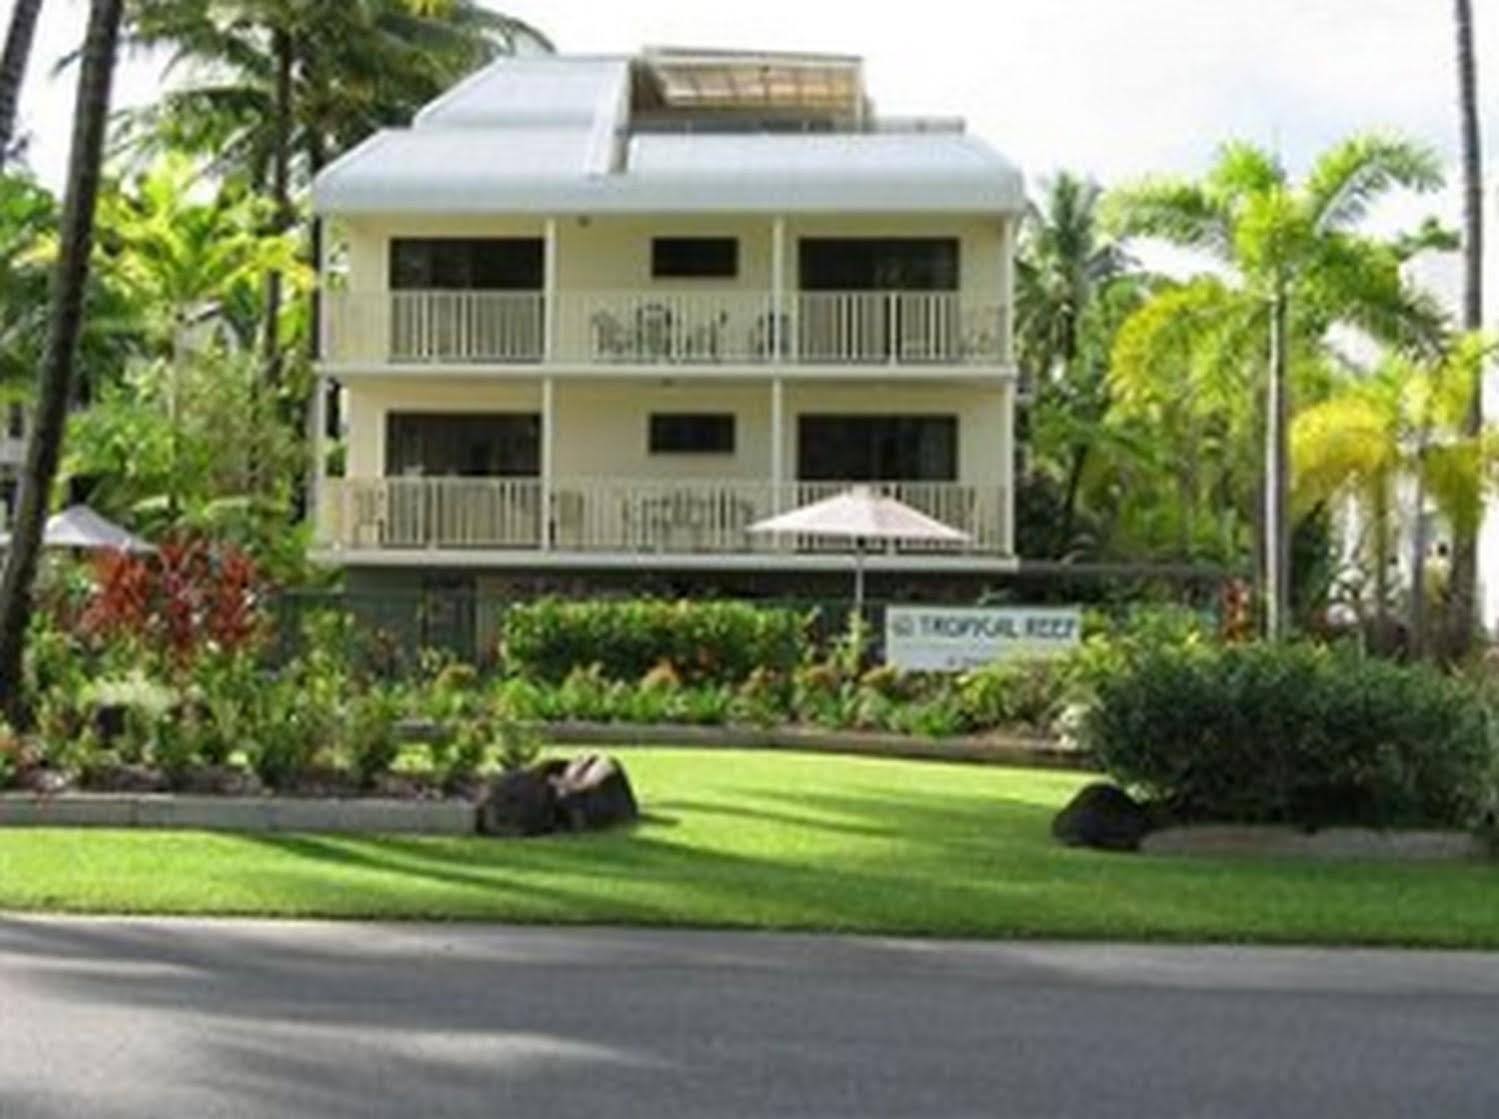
[1,918,1497,1118]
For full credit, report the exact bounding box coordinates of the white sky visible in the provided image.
[11,0,1499,251]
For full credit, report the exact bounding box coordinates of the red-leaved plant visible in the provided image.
[77,535,268,665]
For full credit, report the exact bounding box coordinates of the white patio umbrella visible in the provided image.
[747,486,970,615]
[0,505,155,554]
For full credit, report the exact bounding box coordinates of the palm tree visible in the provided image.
[1015,173,1140,553]
[1447,0,1485,652]
[0,0,125,723]
[0,0,45,170]
[120,0,549,394]
[94,153,306,355]
[1106,136,1448,637]
[1293,334,1497,645]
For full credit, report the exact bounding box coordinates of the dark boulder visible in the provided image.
[478,755,639,837]
[1051,783,1153,852]
[552,754,639,833]
[477,760,565,837]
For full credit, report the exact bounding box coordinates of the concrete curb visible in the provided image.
[0,794,476,836]
[396,717,1091,770]
[1141,825,1491,862]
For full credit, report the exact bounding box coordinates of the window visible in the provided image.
[651,238,738,279]
[6,403,23,440]
[649,413,736,454]
[385,413,541,477]
[389,238,543,290]
[799,238,959,291]
[797,415,958,481]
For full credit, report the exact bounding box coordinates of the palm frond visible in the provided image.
[1302,132,1444,234]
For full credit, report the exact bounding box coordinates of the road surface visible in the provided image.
[1,918,1497,1117]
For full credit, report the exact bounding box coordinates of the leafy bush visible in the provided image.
[0,723,28,790]
[496,719,543,772]
[348,687,404,787]
[501,598,809,685]
[957,659,1070,733]
[1083,641,1497,830]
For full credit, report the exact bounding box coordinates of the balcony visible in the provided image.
[321,290,1010,369]
[318,477,1010,557]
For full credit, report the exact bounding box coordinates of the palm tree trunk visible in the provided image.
[259,24,294,391]
[0,0,123,724]
[1372,483,1391,638]
[1265,291,1292,639]
[1447,0,1484,654]
[1410,469,1429,659]
[0,0,44,171]
[1058,442,1088,553]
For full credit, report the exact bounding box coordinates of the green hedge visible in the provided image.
[500,598,810,685]
[1082,641,1497,830]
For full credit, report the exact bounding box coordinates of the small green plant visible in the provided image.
[495,719,542,772]
[348,687,404,786]
[246,676,333,790]
[0,722,28,789]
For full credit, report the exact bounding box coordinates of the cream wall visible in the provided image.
[342,376,1011,490]
[336,213,1009,304]
[781,382,1009,489]
[554,381,770,480]
[344,379,545,477]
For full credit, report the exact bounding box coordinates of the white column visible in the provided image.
[771,217,786,362]
[1000,382,1016,555]
[310,373,327,542]
[999,214,1017,367]
[770,377,785,513]
[543,218,559,361]
[541,376,556,551]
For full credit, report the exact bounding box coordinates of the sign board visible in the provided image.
[884,606,1082,672]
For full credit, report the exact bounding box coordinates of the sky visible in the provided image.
[10,0,1499,251]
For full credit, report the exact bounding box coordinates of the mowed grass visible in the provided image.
[1,749,1496,946]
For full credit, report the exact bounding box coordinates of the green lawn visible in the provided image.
[1,749,1496,946]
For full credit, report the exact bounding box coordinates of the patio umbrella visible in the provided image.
[747,486,970,615]
[0,505,155,554]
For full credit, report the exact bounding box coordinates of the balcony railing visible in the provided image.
[318,477,1010,556]
[322,290,1010,368]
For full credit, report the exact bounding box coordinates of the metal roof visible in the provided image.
[414,55,630,130]
[313,52,1025,217]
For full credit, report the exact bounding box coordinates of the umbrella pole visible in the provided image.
[852,540,867,665]
[853,540,865,619]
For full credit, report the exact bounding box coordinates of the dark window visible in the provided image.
[385,412,541,477]
[6,404,23,440]
[649,413,736,454]
[797,415,957,481]
[799,238,959,291]
[390,238,543,290]
[652,238,739,279]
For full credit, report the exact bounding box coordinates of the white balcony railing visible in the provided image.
[322,290,1010,368]
[318,477,1009,556]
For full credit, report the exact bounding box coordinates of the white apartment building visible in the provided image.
[310,47,1025,598]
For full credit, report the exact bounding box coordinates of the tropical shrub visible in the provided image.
[78,536,266,666]
[348,687,405,787]
[957,659,1070,733]
[1082,641,1497,830]
[495,719,543,773]
[501,598,809,684]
